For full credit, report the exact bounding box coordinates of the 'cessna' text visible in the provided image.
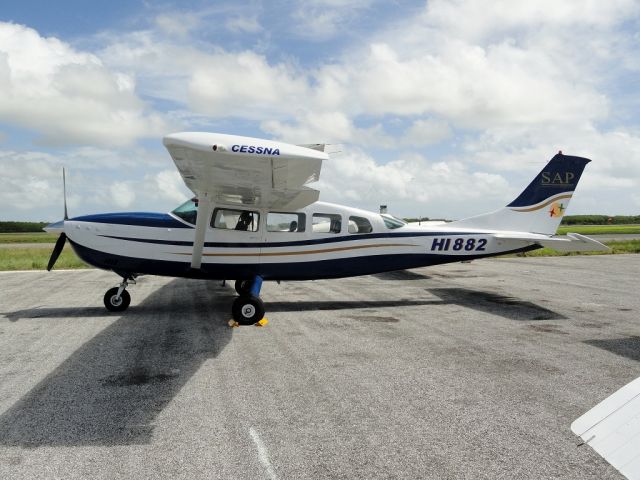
[232,145,281,155]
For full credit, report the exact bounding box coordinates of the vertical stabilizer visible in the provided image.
[450,153,591,235]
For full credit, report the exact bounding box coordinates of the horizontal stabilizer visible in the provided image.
[493,232,609,252]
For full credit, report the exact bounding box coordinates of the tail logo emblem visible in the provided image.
[542,172,575,185]
[549,202,566,217]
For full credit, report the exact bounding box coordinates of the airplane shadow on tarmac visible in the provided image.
[427,288,567,321]
[0,279,234,447]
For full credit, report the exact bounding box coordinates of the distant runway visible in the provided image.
[587,233,640,241]
[0,243,55,249]
[0,255,637,479]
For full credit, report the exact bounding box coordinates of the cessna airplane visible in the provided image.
[45,132,607,324]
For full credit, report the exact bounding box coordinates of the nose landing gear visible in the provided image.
[104,276,135,312]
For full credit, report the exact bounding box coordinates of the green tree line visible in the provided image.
[561,215,640,225]
[0,221,49,233]
[403,215,640,225]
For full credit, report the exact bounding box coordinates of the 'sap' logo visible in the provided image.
[541,172,575,185]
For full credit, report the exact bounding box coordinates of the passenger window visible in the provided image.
[312,213,341,234]
[348,216,373,234]
[211,208,259,232]
[267,212,306,232]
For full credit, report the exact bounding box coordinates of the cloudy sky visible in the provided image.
[1,0,639,221]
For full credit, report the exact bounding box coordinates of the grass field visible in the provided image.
[0,246,87,270]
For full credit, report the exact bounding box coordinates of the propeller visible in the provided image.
[47,232,67,271]
[46,168,69,271]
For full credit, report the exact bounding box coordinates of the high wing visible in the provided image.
[164,132,327,211]
[163,132,328,269]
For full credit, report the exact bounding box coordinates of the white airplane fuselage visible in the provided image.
[58,200,539,281]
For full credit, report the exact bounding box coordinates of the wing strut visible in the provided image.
[191,194,213,269]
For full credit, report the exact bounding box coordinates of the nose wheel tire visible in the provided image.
[232,295,265,325]
[104,287,131,312]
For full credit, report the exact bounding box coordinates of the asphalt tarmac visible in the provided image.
[0,255,638,479]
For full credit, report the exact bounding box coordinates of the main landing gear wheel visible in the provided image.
[234,279,252,295]
[104,287,131,312]
[232,295,265,325]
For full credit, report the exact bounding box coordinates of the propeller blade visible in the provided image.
[63,167,68,220]
[47,233,67,271]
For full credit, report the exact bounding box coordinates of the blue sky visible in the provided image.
[1,0,639,221]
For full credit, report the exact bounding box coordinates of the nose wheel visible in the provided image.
[103,277,134,312]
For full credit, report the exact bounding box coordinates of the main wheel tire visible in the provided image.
[103,287,131,312]
[232,295,265,325]
[234,279,252,295]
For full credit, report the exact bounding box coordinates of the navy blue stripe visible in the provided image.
[97,231,488,248]
[98,235,194,246]
[72,212,193,229]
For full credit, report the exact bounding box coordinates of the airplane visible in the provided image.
[44,132,608,325]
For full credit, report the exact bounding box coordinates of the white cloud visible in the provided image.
[155,12,201,37]
[150,169,191,203]
[403,119,452,146]
[318,148,511,219]
[262,111,354,144]
[290,0,375,41]
[423,0,639,42]
[225,16,262,34]
[0,22,168,147]
[109,182,136,208]
[188,51,309,118]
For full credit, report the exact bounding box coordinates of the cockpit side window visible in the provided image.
[171,198,198,225]
[381,214,406,230]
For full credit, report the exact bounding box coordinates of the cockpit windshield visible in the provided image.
[172,198,198,225]
[381,214,406,229]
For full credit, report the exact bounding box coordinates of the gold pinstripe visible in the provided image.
[509,194,573,213]
[169,243,419,257]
